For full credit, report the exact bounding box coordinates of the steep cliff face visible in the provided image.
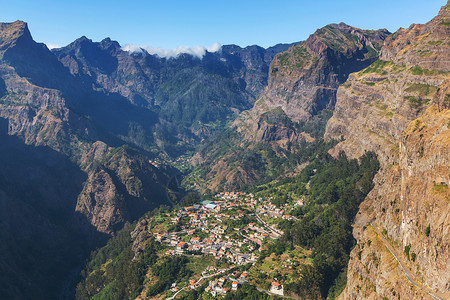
[75,145,170,235]
[325,2,450,299]
[234,23,389,143]
[0,21,175,298]
[0,21,172,234]
[193,24,389,191]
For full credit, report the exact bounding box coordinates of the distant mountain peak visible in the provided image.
[0,20,34,57]
[71,35,93,45]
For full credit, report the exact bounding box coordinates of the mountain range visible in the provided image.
[0,1,449,299]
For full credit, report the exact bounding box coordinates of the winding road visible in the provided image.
[254,211,283,238]
[370,222,446,300]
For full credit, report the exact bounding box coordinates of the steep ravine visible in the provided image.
[0,21,175,299]
[325,2,450,299]
[193,23,389,192]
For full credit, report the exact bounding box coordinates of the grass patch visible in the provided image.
[433,183,448,193]
[404,83,437,97]
[410,66,424,75]
[360,60,392,75]
[404,96,430,108]
[428,40,443,45]
[362,81,376,86]
[409,66,446,76]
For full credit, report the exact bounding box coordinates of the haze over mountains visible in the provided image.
[0,1,449,299]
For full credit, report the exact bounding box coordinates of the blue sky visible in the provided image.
[1,0,446,49]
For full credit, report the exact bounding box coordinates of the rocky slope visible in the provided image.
[235,23,389,136]
[52,38,292,154]
[0,21,173,235]
[0,21,175,299]
[324,2,450,299]
[193,24,390,191]
[0,20,290,299]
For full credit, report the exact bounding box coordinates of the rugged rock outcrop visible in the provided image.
[0,21,174,298]
[0,21,173,233]
[325,2,450,299]
[234,23,389,143]
[76,146,170,235]
[193,24,390,191]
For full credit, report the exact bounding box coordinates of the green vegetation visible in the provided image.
[404,244,411,260]
[425,224,431,237]
[441,18,450,27]
[277,52,290,66]
[76,225,158,300]
[410,66,424,75]
[404,83,437,97]
[404,96,430,109]
[146,256,192,296]
[75,218,194,300]
[292,45,314,68]
[409,66,446,76]
[364,45,378,58]
[223,283,272,300]
[428,40,443,45]
[433,183,449,192]
[362,81,376,86]
[192,117,337,192]
[254,151,379,299]
[261,107,293,127]
[360,60,393,75]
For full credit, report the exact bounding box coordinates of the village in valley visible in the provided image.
[144,191,309,299]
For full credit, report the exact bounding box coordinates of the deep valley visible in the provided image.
[0,2,449,299]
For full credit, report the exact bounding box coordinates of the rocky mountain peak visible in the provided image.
[0,20,34,58]
[380,1,450,71]
[234,23,390,131]
[194,24,390,192]
[100,37,121,51]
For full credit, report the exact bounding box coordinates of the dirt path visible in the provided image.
[370,222,446,300]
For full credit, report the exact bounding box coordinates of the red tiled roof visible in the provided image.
[272,282,281,286]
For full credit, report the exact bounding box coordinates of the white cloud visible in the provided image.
[122,43,221,59]
[46,43,61,50]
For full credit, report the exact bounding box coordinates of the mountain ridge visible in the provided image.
[0,4,448,298]
[191,23,390,192]
[325,2,450,298]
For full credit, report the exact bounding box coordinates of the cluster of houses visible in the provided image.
[152,191,299,297]
[157,203,259,264]
[159,229,257,265]
[155,191,296,261]
[204,271,249,296]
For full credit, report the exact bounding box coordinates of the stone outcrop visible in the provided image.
[325,2,450,299]
[194,23,390,191]
[0,21,174,298]
[234,23,389,143]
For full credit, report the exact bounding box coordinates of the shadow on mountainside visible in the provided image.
[0,117,108,300]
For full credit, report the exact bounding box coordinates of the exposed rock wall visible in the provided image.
[0,21,175,236]
[194,23,389,191]
[234,23,389,144]
[325,2,450,299]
